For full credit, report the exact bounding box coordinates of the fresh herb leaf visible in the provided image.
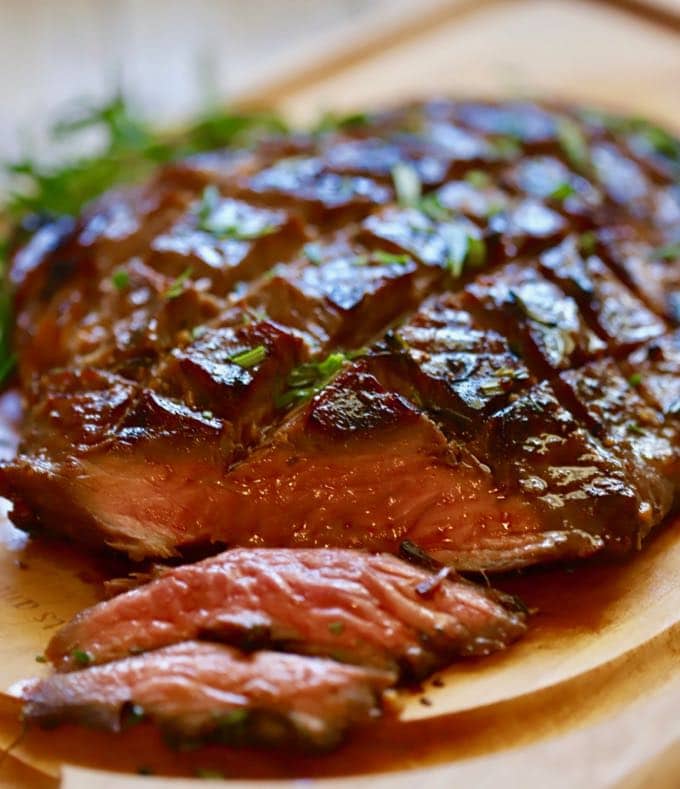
[34,655,47,663]
[391,162,422,207]
[72,649,93,667]
[628,372,642,387]
[466,236,487,268]
[367,250,410,266]
[111,270,130,290]
[627,420,645,436]
[419,192,449,221]
[230,345,267,368]
[163,268,193,300]
[277,351,348,408]
[550,182,576,201]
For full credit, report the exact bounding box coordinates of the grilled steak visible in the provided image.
[22,642,393,750]
[44,548,526,677]
[2,100,679,569]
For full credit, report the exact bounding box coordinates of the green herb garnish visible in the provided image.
[72,649,93,667]
[419,192,450,221]
[556,117,591,173]
[315,110,370,133]
[111,270,130,290]
[35,655,47,663]
[627,421,645,436]
[276,351,348,408]
[628,372,642,387]
[328,621,345,635]
[230,345,267,368]
[163,268,193,300]
[391,161,422,207]
[367,250,411,266]
[550,182,576,201]
[216,709,249,728]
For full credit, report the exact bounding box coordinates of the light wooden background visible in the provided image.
[0,0,431,162]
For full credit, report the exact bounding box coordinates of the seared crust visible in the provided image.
[2,99,679,568]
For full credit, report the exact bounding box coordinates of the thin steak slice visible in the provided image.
[22,642,394,750]
[46,548,526,677]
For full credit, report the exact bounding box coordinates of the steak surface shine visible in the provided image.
[3,100,679,569]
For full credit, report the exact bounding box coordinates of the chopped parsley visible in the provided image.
[391,161,422,207]
[628,372,642,387]
[328,621,345,635]
[419,192,450,221]
[34,654,47,663]
[229,345,267,368]
[440,226,487,277]
[276,351,349,408]
[111,270,130,290]
[627,420,645,436]
[353,250,411,267]
[550,182,576,201]
[72,649,93,667]
[163,268,193,299]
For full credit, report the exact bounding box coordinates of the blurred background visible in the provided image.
[0,0,427,161]
[1,0,679,163]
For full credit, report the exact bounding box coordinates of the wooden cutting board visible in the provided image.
[0,1,679,786]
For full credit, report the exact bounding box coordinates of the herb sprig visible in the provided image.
[0,94,288,386]
[276,352,350,409]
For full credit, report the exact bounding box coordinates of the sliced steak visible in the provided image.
[46,548,526,677]
[23,642,393,750]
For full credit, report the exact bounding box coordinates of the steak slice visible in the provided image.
[45,548,526,676]
[22,642,393,750]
